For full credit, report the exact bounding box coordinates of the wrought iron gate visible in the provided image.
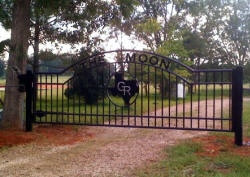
[24,50,243,145]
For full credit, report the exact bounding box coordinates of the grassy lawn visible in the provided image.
[0,77,5,85]
[0,75,71,85]
[37,75,71,83]
[34,84,231,124]
[33,75,250,124]
[0,79,234,122]
[135,100,250,177]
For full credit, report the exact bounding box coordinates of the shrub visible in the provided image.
[65,50,110,104]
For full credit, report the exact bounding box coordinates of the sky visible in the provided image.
[0,26,10,60]
[0,25,146,61]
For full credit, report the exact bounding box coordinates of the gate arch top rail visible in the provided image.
[36,49,195,75]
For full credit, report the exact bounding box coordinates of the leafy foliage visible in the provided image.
[0,59,5,77]
[0,0,12,29]
[1,0,123,73]
[187,0,250,66]
[0,39,9,58]
[244,62,250,84]
[112,0,196,97]
[65,49,109,104]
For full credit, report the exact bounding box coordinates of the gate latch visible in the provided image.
[17,70,33,92]
[36,110,46,118]
[18,74,27,92]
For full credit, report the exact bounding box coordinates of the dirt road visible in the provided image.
[0,99,235,177]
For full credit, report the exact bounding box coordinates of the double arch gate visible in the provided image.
[23,50,243,145]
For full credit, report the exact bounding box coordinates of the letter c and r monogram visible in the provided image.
[117,81,131,96]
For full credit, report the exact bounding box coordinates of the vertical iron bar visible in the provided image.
[161,70,163,127]
[205,72,208,129]
[154,67,157,127]
[62,84,64,123]
[32,73,37,124]
[190,84,193,128]
[121,106,124,126]
[56,75,58,123]
[78,87,81,124]
[102,65,105,125]
[45,75,47,122]
[134,62,137,126]
[84,97,87,124]
[183,82,185,128]
[229,71,232,130]
[175,76,177,127]
[39,74,42,122]
[96,70,99,125]
[115,105,117,125]
[221,71,223,130]
[147,65,150,126]
[50,75,53,122]
[232,67,243,146]
[25,70,34,131]
[141,63,143,126]
[213,72,215,129]
[168,73,171,127]
[198,71,200,128]
[72,76,75,123]
[108,64,111,125]
[127,64,130,126]
[114,63,117,125]
[128,98,130,126]
[90,98,93,124]
[77,73,80,123]
[67,81,69,123]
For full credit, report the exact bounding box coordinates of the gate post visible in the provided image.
[25,70,34,132]
[232,66,243,146]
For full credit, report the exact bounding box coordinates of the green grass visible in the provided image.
[243,83,250,89]
[136,141,250,177]
[38,75,71,83]
[0,75,71,86]
[35,90,178,124]
[0,77,5,85]
[243,100,250,137]
[34,85,230,124]
[136,142,203,177]
[135,100,250,177]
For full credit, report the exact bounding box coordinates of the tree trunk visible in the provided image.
[144,83,148,96]
[33,16,40,73]
[159,78,176,99]
[117,50,124,73]
[1,0,31,130]
[33,15,40,100]
[159,79,166,98]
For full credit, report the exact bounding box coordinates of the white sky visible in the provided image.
[0,26,10,60]
[0,25,146,61]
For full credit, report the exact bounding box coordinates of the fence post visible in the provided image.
[25,70,34,132]
[232,66,243,146]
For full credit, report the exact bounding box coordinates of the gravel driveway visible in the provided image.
[0,99,234,177]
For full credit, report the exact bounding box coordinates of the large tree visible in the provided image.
[1,0,117,72]
[116,0,194,97]
[0,0,135,129]
[1,0,31,130]
[120,0,191,52]
[30,0,115,73]
[185,0,250,67]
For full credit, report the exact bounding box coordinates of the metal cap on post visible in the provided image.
[232,66,243,146]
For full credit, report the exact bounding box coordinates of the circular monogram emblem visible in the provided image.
[107,72,139,107]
